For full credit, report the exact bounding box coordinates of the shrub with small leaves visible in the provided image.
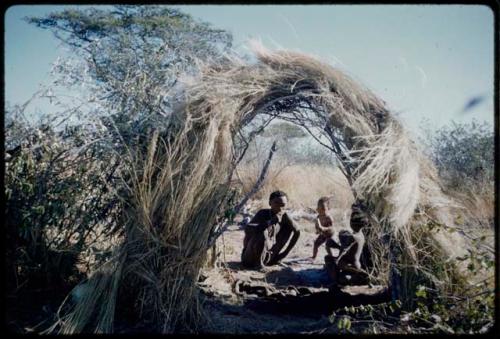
[420,119,493,190]
[5,110,122,294]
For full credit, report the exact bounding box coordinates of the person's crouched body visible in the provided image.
[324,200,370,286]
[241,190,300,269]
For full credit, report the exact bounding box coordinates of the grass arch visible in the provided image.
[48,42,468,334]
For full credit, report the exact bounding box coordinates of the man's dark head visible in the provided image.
[339,230,355,247]
[269,190,287,215]
[269,190,287,201]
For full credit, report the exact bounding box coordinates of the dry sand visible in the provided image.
[198,206,387,334]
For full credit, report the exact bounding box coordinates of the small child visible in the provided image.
[325,200,370,286]
[311,196,335,260]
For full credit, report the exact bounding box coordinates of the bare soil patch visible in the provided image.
[198,213,390,334]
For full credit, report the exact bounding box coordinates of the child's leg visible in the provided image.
[312,235,327,258]
[325,242,333,257]
[324,254,339,283]
[325,238,341,257]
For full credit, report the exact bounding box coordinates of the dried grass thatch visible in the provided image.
[48,42,473,333]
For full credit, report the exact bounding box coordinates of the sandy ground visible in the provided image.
[197,206,388,334]
[7,203,390,334]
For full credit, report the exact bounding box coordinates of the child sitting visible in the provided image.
[325,200,370,286]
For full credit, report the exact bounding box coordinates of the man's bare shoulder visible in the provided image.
[353,231,365,242]
[281,212,299,229]
[249,209,272,224]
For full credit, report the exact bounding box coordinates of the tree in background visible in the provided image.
[421,119,494,188]
[246,121,337,170]
[6,5,233,318]
[27,5,232,138]
[420,119,494,228]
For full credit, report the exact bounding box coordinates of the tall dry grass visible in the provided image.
[448,183,494,230]
[46,42,490,333]
[236,163,353,211]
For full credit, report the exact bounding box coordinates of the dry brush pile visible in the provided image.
[46,43,489,333]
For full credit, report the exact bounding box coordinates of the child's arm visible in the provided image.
[325,237,342,250]
[314,218,321,234]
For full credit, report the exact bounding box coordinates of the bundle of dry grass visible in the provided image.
[49,41,479,333]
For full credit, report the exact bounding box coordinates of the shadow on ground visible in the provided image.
[265,266,330,288]
[244,285,391,317]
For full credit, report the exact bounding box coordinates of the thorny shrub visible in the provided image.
[5,109,123,295]
[6,5,234,298]
[423,119,494,186]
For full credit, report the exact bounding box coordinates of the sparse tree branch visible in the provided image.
[208,140,278,247]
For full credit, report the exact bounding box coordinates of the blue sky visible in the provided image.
[4,4,494,135]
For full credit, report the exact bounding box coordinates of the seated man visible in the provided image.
[324,200,370,286]
[241,190,300,269]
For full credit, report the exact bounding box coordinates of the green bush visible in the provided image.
[421,119,494,188]
[5,110,121,294]
[6,5,234,298]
